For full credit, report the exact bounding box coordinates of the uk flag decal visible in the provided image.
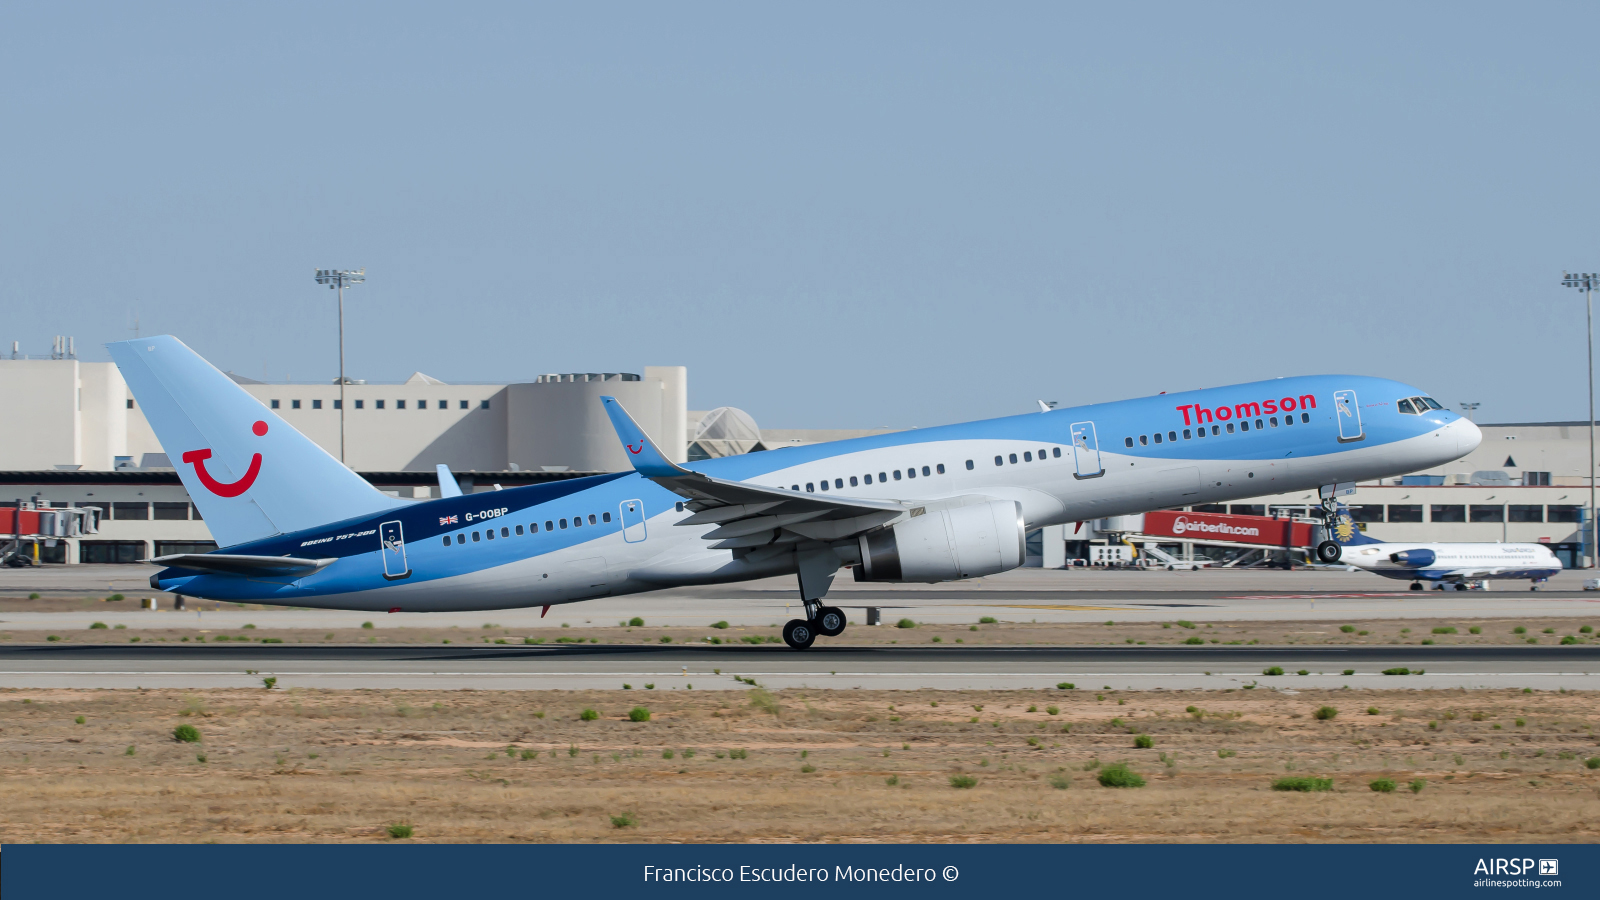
[439,515,458,526]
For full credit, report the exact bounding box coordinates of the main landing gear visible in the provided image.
[1409,582,1423,591]
[783,599,847,650]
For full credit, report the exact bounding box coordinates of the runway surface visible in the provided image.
[3,642,1596,692]
[4,566,1600,633]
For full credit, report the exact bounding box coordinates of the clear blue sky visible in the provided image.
[3,3,1597,428]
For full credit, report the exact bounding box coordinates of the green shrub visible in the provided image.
[1049,774,1070,789]
[1367,707,1380,715]
[1217,749,1236,759]
[1046,706,1059,715]
[1369,778,1396,793]
[1272,777,1333,792]
[1313,706,1337,721]
[89,622,107,630]
[1432,626,1457,634]
[387,823,413,839]
[711,621,729,629]
[1339,625,1355,633]
[1469,626,1482,634]
[520,749,535,760]
[1263,666,1284,676]
[74,716,85,725]
[261,677,276,690]
[1408,778,1426,794]
[579,708,599,721]
[1097,763,1145,788]
[28,592,39,600]
[172,724,201,743]
[1176,620,1196,629]
[109,594,124,602]
[896,618,916,629]
[801,764,816,773]
[978,616,998,624]
[1342,669,1355,676]
[1133,734,1153,749]
[1581,625,1594,634]
[1513,626,1526,634]
[361,621,374,629]
[1543,627,1555,634]
[609,813,636,828]
[628,706,650,722]
[729,748,748,759]
[47,635,60,642]
[949,774,977,789]
[1584,757,1600,770]
[1184,636,1204,645]
[1297,669,1309,676]
[627,616,645,626]
[662,749,674,759]
[1057,682,1074,690]
[1382,667,1410,676]
[1561,635,1579,645]
[124,745,136,756]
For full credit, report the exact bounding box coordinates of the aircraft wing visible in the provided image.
[148,553,338,578]
[600,396,907,548]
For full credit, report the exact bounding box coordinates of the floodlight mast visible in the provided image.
[314,268,365,463]
[1563,271,1599,567]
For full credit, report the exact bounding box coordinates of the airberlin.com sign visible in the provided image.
[1142,510,1314,548]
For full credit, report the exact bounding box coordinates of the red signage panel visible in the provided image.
[1142,510,1314,548]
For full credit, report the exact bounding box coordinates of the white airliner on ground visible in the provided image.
[1318,510,1563,590]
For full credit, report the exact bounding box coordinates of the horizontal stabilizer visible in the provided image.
[149,553,338,578]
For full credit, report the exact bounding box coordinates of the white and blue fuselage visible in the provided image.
[142,368,1481,612]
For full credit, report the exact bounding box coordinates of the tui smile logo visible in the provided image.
[626,442,644,455]
[181,420,267,497]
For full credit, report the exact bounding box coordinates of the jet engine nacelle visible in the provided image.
[853,499,1024,583]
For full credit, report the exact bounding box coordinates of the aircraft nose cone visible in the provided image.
[1456,417,1483,455]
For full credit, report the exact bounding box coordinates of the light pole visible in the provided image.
[314,268,365,464]
[1459,402,1480,421]
[1563,272,1598,567]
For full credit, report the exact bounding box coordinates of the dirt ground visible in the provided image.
[4,616,1595,647]
[2,685,1598,843]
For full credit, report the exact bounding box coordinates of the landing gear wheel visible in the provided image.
[782,618,817,650]
[1315,541,1342,563]
[1409,582,1423,591]
[817,606,847,637]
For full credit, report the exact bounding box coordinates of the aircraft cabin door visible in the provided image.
[1334,390,1365,443]
[379,520,412,580]
[619,499,648,543]
[1070,421,1104,479]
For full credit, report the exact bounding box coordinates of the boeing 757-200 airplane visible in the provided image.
[115,336,1481,648]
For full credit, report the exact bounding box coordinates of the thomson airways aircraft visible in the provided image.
[1318,509,1563,591]
[115,336,1481,648]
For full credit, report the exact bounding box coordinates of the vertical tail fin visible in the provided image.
[108,335,402,547]
[1329,505,1382,546]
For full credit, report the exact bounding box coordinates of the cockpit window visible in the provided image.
[1396,398,1417,415]
[1421,397,1443,410]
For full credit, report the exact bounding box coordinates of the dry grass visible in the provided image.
[3,686,1599,842]
[2,616,1595,647]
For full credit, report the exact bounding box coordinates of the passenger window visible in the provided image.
[935,464,944,474]
[602,512,611,523]
[1269,417,1278,427]
[531,523,539,533]
[1396,398,1416,415]
[1226,423,1235,434]
[472,531,481,542]
[820,480,829,491]
[1124,437,1133,448]
[559,519,567,529]
[588,514,597,525]
[965,460,974,470]
[1009,453,1019,462]
[1138,436,1148,446]
[922,466,931,476]
[1183,429,1192,439]
[1212,425,1221,435]
[1052,448,1060,458]
[516,524,524,535]
[791,485,799,491]
[1255,419,1263,429]
[1240,421,1249,432]
[1167,432,1176,442]
[442,536,451,546]
[835,478,844,488]
[806,483,815,492]
[864,474,873,484]
[907,468,916,479]
[996,455,1004,465]
[850,476,858,486]
[573,516,581,527]
[893,470,903,480]
[1152,434,1162,444]
[1283,415,1293,426]
[1301,412,1310,423]
[1025,450,1035,459]
[880,472,888,481]
[457,533,466,543]
[545,521,554,531]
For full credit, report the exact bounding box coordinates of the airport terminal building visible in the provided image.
[1,344,1595,566]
